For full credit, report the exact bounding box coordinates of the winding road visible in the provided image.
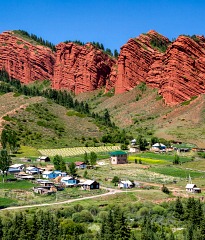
[1,188,122,211]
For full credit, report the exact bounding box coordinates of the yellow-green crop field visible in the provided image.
[39,145,120,157]
[128,156,168,165]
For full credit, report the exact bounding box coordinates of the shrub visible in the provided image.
[72,210,94,223]
[161,184,170,194]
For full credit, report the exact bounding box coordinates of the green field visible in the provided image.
[0,197,17,208]
[14,146,40,157]
[57,152,110,163]
[149,166,205,178]
[0,180,36,190]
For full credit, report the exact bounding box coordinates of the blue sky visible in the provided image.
[0,0,205,52]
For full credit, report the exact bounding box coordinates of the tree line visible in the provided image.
[13,30,56,52]
[0,197,205,239]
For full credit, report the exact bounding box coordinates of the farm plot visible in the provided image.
[149,166,205,179]
[128,156,167,165]
[39,145,120,157]
[85,163,177,186]
[129,152,192,164]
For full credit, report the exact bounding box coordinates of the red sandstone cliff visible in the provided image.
[1,30,205,105]
[53,42,116,94]
[109,30,170,93]
[0,31,55,83]
[147,35,205,105]
[109,30,205,105]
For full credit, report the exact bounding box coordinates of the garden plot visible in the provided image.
[39,145,120,157]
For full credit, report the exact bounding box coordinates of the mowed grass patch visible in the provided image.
[0,180,36,190]
[59,152,110,163]
[128,156,167,165]
[133,189,173,202]
[0,198,17,208]
[181,160,205,171]
[149,166,205,178]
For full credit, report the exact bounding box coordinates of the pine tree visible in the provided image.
[0,149,11,183]
[90,152,97,166]
[84,152,89,165]
[174,197,184,220]
[200,216,205,239]
[68,162,77,176]
[113,207,130,240]
[141,216,156,240]
[1,129,8,149]
[53,155,61,170]
[186,223,194,240]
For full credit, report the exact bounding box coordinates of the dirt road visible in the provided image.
[1,188,121,211]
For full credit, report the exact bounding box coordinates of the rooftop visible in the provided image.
[110,150,127,156]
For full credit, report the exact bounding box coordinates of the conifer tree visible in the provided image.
[84,152,89,165]
[0,149,10,183]
[174,197,184,220]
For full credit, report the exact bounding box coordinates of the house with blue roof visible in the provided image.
[61,177,79,186]
[42,170,67,179]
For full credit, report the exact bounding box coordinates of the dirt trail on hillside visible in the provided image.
[0,104,28,132]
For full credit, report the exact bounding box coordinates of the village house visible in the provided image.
[33,180,57,194]
[61,176,79,186]
[110,151,128,164]
[8,164,25,174]
[26,166,41,175]
[80,180,100,190]
[42,170,67,179]
[129,146,139,153]
[16,172,35,180]
[75,162,87,169]
[150,143,166,152]
[118,180,134,189]
[186,183,201,193]
[36,156,50,162]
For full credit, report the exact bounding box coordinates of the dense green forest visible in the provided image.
[0,197,204,239]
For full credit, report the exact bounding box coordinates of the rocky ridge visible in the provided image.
[0,30,205,105]
[0,31,55,84]
[53,42,116,94]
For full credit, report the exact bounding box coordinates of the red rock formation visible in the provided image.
[53,42,116,94]
[112,30,170,94]
[1,30,205,106]
[111,30,205,105]
[0,31,55,83]
[147,35,205,105]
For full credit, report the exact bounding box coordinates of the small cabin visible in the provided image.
[42,170,66,179]
[61,176,79,186]
[26,166,41,175]
[75,162,87,169]
[110,151,128,164]
[80,180,100,190]
[129,146,139,153]
[118,180,134,189]
[36,156,50,162]
[186,184,201,193]
[151,143,166,152]
[8,164,25,174]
